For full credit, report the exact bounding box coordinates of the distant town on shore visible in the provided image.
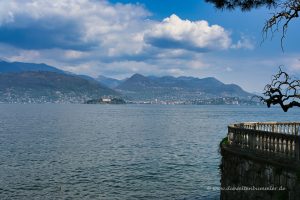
[0,60,260,105]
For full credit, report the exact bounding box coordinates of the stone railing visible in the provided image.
[227,122,300,160]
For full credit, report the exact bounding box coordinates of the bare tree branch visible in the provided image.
[205,0,300,48]
[255,67,300,112]
[262,0,300,50]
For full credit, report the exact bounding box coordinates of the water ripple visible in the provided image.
[0,104,299,199]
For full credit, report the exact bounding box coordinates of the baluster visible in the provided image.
[238,131,241,146]
[232,128,236,145]
[281,137,285,155]
[273,136,276,152]
[241,132,244,147]
[274,136,277,152]
[296,136,300,160]
[261,134,266,151]
[270,135,273,152]
[264,135,268,151]
[270,136,274,152]
[253,132,257,150]
[245,133,248,148]
[279,125,282,133]
[293,124,296,135]
[292,140,295,158]
[265,135,269,152]
[241,132,244,148]
[263,135,266,152]
[275,137,280,153]
[289,140,293,157]
[286,138,290,157]
[257,134,260,150]
[273,136,277,152]
[262,134,265,150]
[228,123,300,161]
[235,130,239,146]
[247,132,251,149]
[269,135,272,152]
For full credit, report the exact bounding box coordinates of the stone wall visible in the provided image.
[220,145,300,200]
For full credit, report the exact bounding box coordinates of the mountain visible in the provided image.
[116,74,252,101]
[96,75,122,88]
[0,60,253,103]
[117,73,156,90]
[0,60,99,82]
[0,71,118,103]
[0,60,66,74]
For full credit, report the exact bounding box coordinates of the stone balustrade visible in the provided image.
[227,122,300,160]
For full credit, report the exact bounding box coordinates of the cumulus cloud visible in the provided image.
[144,14,232,52]
[0,0,150,51]
[0,0,256,80]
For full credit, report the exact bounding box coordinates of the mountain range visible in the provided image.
[0,61,117,103]
[113,73,252,101]
[0,60,253,103]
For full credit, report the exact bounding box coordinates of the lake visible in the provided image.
[0,104,300,199]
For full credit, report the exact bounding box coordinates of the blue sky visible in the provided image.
[0,0,299,92]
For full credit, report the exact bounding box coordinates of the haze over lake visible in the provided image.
[0,104,299,199]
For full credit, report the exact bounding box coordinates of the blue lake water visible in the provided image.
[1,104,300,199]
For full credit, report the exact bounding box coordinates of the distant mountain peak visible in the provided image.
[116,73,252,100]
[0,60,65,74]
[130,73,146,79]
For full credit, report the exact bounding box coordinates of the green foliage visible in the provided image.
[220,136,229,148]
[86,97,126,104]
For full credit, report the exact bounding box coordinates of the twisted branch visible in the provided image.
[255,67,300,112]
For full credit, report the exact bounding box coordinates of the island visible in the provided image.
[85,97,126,104]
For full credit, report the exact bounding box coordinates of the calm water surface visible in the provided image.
[0,104,300,199]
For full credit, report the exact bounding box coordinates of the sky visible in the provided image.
[0,0,299,92]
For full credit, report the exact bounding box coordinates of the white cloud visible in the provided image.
[144,14,232,52]
[0,0,150,52]
[231,35,255,50]
[64,50,87,60]
[0,0,257,84]
[225,67,233,72]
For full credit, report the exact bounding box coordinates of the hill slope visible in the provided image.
[116,74,251,100]
[0,71,118,103]
[0,60,65,74]
[96,75,123,88]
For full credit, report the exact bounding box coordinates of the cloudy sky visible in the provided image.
[0,0,299,92]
